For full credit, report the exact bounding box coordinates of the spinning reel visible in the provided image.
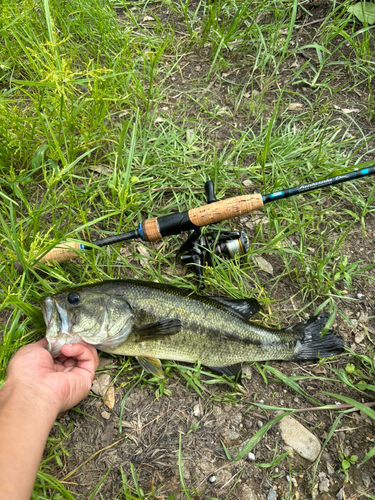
[176,181,249,287]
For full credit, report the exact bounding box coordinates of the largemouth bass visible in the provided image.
[41,279,344,378]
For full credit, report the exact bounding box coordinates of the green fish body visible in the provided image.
[41,279,344,377]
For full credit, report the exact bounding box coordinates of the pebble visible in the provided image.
[318,472,330,493]
[267,489,277,500]
[208,475,216,483]
[248,452,256,461]
[357,293,364,299]
[336,489,344,500]
[257,420,264,428]
[279,416,321,462]
[101,410,111,420]
[362,472,371,488]
[327,463,335,475]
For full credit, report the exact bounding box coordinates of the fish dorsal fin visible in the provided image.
[136,356,164,378]
[209,363,242,379]
[209,296,261,321]
[135,318,182,341]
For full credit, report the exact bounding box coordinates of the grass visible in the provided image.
[1,0,375,498]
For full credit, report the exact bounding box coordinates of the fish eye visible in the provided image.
[68,292,80,305]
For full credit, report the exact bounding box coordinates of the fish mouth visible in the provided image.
[41,296,82,357]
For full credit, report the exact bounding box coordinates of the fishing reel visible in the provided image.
[176,229,249,288]
[176,181,249,288]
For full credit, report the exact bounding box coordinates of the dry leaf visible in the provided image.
[104,386,115,409]
[253,256,273,275]
[334,105,360,113]
[91,374,111,396]
[98,357,115,368]
[88,165,113,175]
[136,245,151,257]
[154,117,164,123]
[143,15,153,21]
[242,179,254,188]
[243,92,251,99]
[288,103,303,110]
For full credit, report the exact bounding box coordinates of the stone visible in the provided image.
[362,472,371,488]
[327,463,335,475]
[279,416,321,462]
[267,489,277,500]
[248,452,256,461]
[318,472,330,493]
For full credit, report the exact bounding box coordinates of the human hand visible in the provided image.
[5,338,99,414]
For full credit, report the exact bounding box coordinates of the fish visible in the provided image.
[41,279,344,378]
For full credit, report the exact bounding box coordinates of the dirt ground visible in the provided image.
[1,0,374,498]
[42,2,375,498]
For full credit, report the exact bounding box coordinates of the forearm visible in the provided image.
[0,381,58,500]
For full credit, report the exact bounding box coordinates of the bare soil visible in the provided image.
[2,1,373,499]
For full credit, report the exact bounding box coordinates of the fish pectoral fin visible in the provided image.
[134,318,182,341]
[136,356,164,378]
[209,297,261,321]
[209,363,242,379]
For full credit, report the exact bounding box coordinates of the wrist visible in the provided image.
[0,378,60,420]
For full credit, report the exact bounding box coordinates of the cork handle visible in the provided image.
[189,193,264,226]
[14,242,83,272]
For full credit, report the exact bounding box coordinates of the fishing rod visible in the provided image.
[17,165,375,269]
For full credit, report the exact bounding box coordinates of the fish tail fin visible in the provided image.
[288,313,345,360]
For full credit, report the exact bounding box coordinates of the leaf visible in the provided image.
[91,374,111,396]
[104,386,115,409]
[31,144,49,169]
[253,256,273,275]
[348,2,375,24]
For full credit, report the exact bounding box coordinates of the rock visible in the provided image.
[91,374,111,397]
[267,489,277,500]
[193,404,200,417]
[257,420,264,429]
[248,452,256,461]
[208,475,216,483]
[327,463,335,475]
[362,472,371,488]
[279,416,321,462]
[101,410,111,420]
[318,472,330,493]
[336,489,343,500]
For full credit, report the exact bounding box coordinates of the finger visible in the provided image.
[60,342,99,381]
